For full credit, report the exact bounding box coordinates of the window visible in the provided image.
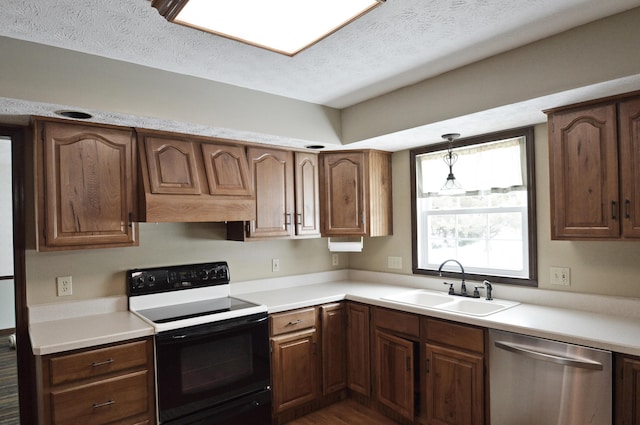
[410,127,537,286]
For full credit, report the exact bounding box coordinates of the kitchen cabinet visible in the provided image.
[423,318,485,425]
[35,337,155,425]
[320,303,347,395]
[546,94,640,239]
[270,307,321,415]
[228,147,320,240]
[319,150,392,237]
[346,302,371,397]
[372,307,419,422]
[616,353,640,425]
[35,119,138,250]
[137,130,255,222]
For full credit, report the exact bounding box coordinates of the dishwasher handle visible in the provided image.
[494,340,604,370]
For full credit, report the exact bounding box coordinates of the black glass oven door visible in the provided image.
[155,313,271,424]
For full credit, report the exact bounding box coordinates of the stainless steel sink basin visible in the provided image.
[382,289,519,316]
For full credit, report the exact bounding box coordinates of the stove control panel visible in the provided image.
[127,262,230,296]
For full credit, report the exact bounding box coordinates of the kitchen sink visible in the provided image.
[382,289,456,307]
[382,289,519,316]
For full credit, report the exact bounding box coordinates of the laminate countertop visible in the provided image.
[232,278,640,356]
[29,271,640,356]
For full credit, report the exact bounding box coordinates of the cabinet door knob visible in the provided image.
[611,201,617,220]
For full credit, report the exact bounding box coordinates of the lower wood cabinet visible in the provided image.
[271,327,320,413]
[374,329,415,420]
[346,302,371,396]
[320,303,347,395]
[423,318,486,425]
[269,303,348,422]
[372,307,420,422]
[36,337,155,425]
[616,353,640,425]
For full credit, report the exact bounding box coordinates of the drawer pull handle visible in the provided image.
[93,400,115,409]
[287,319,303,326]
[91,358,114,367]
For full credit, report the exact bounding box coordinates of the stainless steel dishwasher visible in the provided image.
[489,329,612,425]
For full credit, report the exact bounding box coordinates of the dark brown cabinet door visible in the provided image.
[294,152,321,237]
[548,103,619,238]
[616,354,640,425]
[320,151,367,235]
[142,135,202,195]
[320,303,346,395]
[270,328,320,414]
[200,142,253,197]
[37,120,138,250]
[247,147,294,238]
[619,97,640,239]
[320,150,392,237]
[346,303,371,396]
[374,329,414,420]
[425,343,484,425]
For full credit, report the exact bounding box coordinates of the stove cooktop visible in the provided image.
[136,296,262,324]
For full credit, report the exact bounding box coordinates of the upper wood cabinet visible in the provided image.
[619,97,640,238]
[137,131,255,223]
[35,119,139,250]
[319,150,392,237]
[228,147,320,240]
[546,94,640,239]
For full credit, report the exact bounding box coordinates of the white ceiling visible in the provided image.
[2,0,640,149]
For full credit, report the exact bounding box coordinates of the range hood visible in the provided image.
[136,130,256,223]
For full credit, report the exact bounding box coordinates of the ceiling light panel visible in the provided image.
[157,0,382,56]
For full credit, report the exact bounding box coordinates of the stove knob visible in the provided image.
[199,269,209,280]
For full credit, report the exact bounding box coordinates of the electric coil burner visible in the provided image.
[127,262,272,425]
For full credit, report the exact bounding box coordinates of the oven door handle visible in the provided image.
[157,314,268,344]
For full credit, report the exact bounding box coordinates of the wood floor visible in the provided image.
[286,399,400,425]
[0,332,19,424]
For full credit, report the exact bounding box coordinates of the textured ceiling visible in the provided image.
[1,0,640,150]
[2,0,639,109]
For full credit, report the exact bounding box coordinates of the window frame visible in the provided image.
[410,127,538,287]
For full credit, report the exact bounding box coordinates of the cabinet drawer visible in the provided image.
[49,340,149,386]
[270,307,316,336]
[373,307,420,338]
[425,318,484,353]
[50,370,149,425]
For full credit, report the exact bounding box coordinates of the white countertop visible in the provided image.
[28,272,640,356]
[233,278,640,356]
[29,296,154,355]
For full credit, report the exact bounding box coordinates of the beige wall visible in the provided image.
[25,222,349,305]
[350,124,640,298]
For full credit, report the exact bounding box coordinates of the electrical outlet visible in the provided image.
[550,266,570,286]
[272,258,280,272]
[387,256,402,269]
[56,276,73,296]
[332,254,339,266]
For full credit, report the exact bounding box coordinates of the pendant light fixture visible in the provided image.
[440,133,464,195]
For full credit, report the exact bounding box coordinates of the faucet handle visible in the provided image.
[473,286,481,298]
[443,282,454,295]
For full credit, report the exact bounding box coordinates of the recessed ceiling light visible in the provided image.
[55,110,93,120]
[152,0,384,56]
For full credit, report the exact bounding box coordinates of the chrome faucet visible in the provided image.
[438,259,467,295]
[483,280,493,300]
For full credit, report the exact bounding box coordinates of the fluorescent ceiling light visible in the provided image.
[153,0,383,56]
